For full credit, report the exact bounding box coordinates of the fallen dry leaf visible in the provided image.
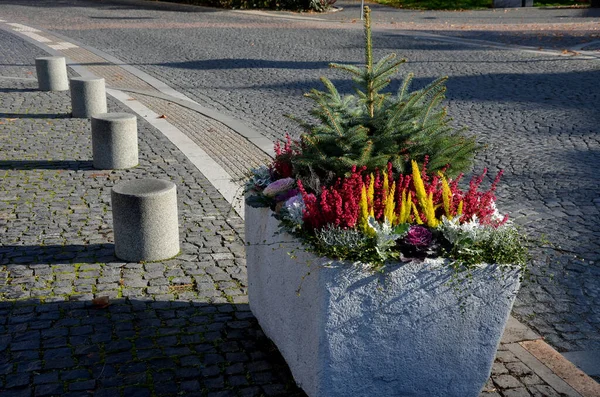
[90,173,110,178]
[158,114,167,119]
[561,49,580,56]
[92,296,110,309]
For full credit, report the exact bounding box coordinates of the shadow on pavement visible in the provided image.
[0,87,38,93]
[0,298,306,396]
[0,0,222,13]
[89,16,156,20]
[371,31,600,52]
[158,58,355,71]
[218,68,599,115]
[0,160,95,170]
[1,112,72,119]
[0,244,117,266]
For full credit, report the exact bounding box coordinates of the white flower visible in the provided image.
[283,194,305,225]
[367,217,404,260]
[489,201,505,223]
[439,215,490,244]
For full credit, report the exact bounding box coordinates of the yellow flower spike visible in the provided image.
[384,181,396,225]
[399,190,412,224]
[439,172,453,219]
[411,160,438,228]
[457,200,464,216]
[398,190,407,224]
[368,174,375,218]
[428,191,440,228]
[359,184,370,233]
[412,202,424,225]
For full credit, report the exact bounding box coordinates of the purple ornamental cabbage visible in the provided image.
[276,188,300,203]
[262,178,295,197]
[405,226,433,247]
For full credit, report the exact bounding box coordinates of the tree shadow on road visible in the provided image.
[1,112,72,119]
[374,29,600,52]
[0,160,95,170]
[0,0,222,13]
[0,87,38,93]
[0,244,117,266]
[217,68,599,116]
[157,58,357,71]
[0,297,306,396]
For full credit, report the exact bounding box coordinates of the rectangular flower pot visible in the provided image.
[245,204,521,397]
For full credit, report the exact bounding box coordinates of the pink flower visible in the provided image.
[405,226,432,247]
[262,178,295,197]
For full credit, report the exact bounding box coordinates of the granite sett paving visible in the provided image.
[14,1,597,372]
[0,42,302,395]
[1,0,600,395]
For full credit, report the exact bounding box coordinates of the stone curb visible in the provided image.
[16,24,275,157]
[520,340,600,397]
[92,0,600,61]
[0,21,249,218]
[235,6,600,60]
[504,342,584,396]
[111,87,275,157]
[107,87,245,217]
[500,316,600,396]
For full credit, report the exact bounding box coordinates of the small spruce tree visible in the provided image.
[287,6,477,190]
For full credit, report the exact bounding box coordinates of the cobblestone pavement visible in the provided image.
[2,28,596,397]
[309,0,600,52]
[0,0,600,394]
[0,54,302,395]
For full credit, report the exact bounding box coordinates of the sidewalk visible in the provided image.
[1,11,600,397]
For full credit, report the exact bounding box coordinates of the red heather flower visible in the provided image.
[273,160,293,179]
[298,180,321,230]
[272,134,297,179]
[297,161,509,232]
[373,170,385,221]
[459,169,505,226]
[405,226,433,247]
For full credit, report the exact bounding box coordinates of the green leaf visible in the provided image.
[245,195,271,208]
[393,223,410,235]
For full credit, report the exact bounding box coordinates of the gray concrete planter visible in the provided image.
[245,205,521,397]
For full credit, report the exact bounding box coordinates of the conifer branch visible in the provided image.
[286,5,477,183]
[330,63,362,76]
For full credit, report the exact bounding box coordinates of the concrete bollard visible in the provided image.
[70,77,107,118]
[92,113,139,170]
[111,179,180,262]
[35,56,69,91]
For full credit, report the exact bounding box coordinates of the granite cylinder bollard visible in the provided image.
[70,77,107,118]
[111,179,180,262]
[35,56,69,91]
[92,113,139,169]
